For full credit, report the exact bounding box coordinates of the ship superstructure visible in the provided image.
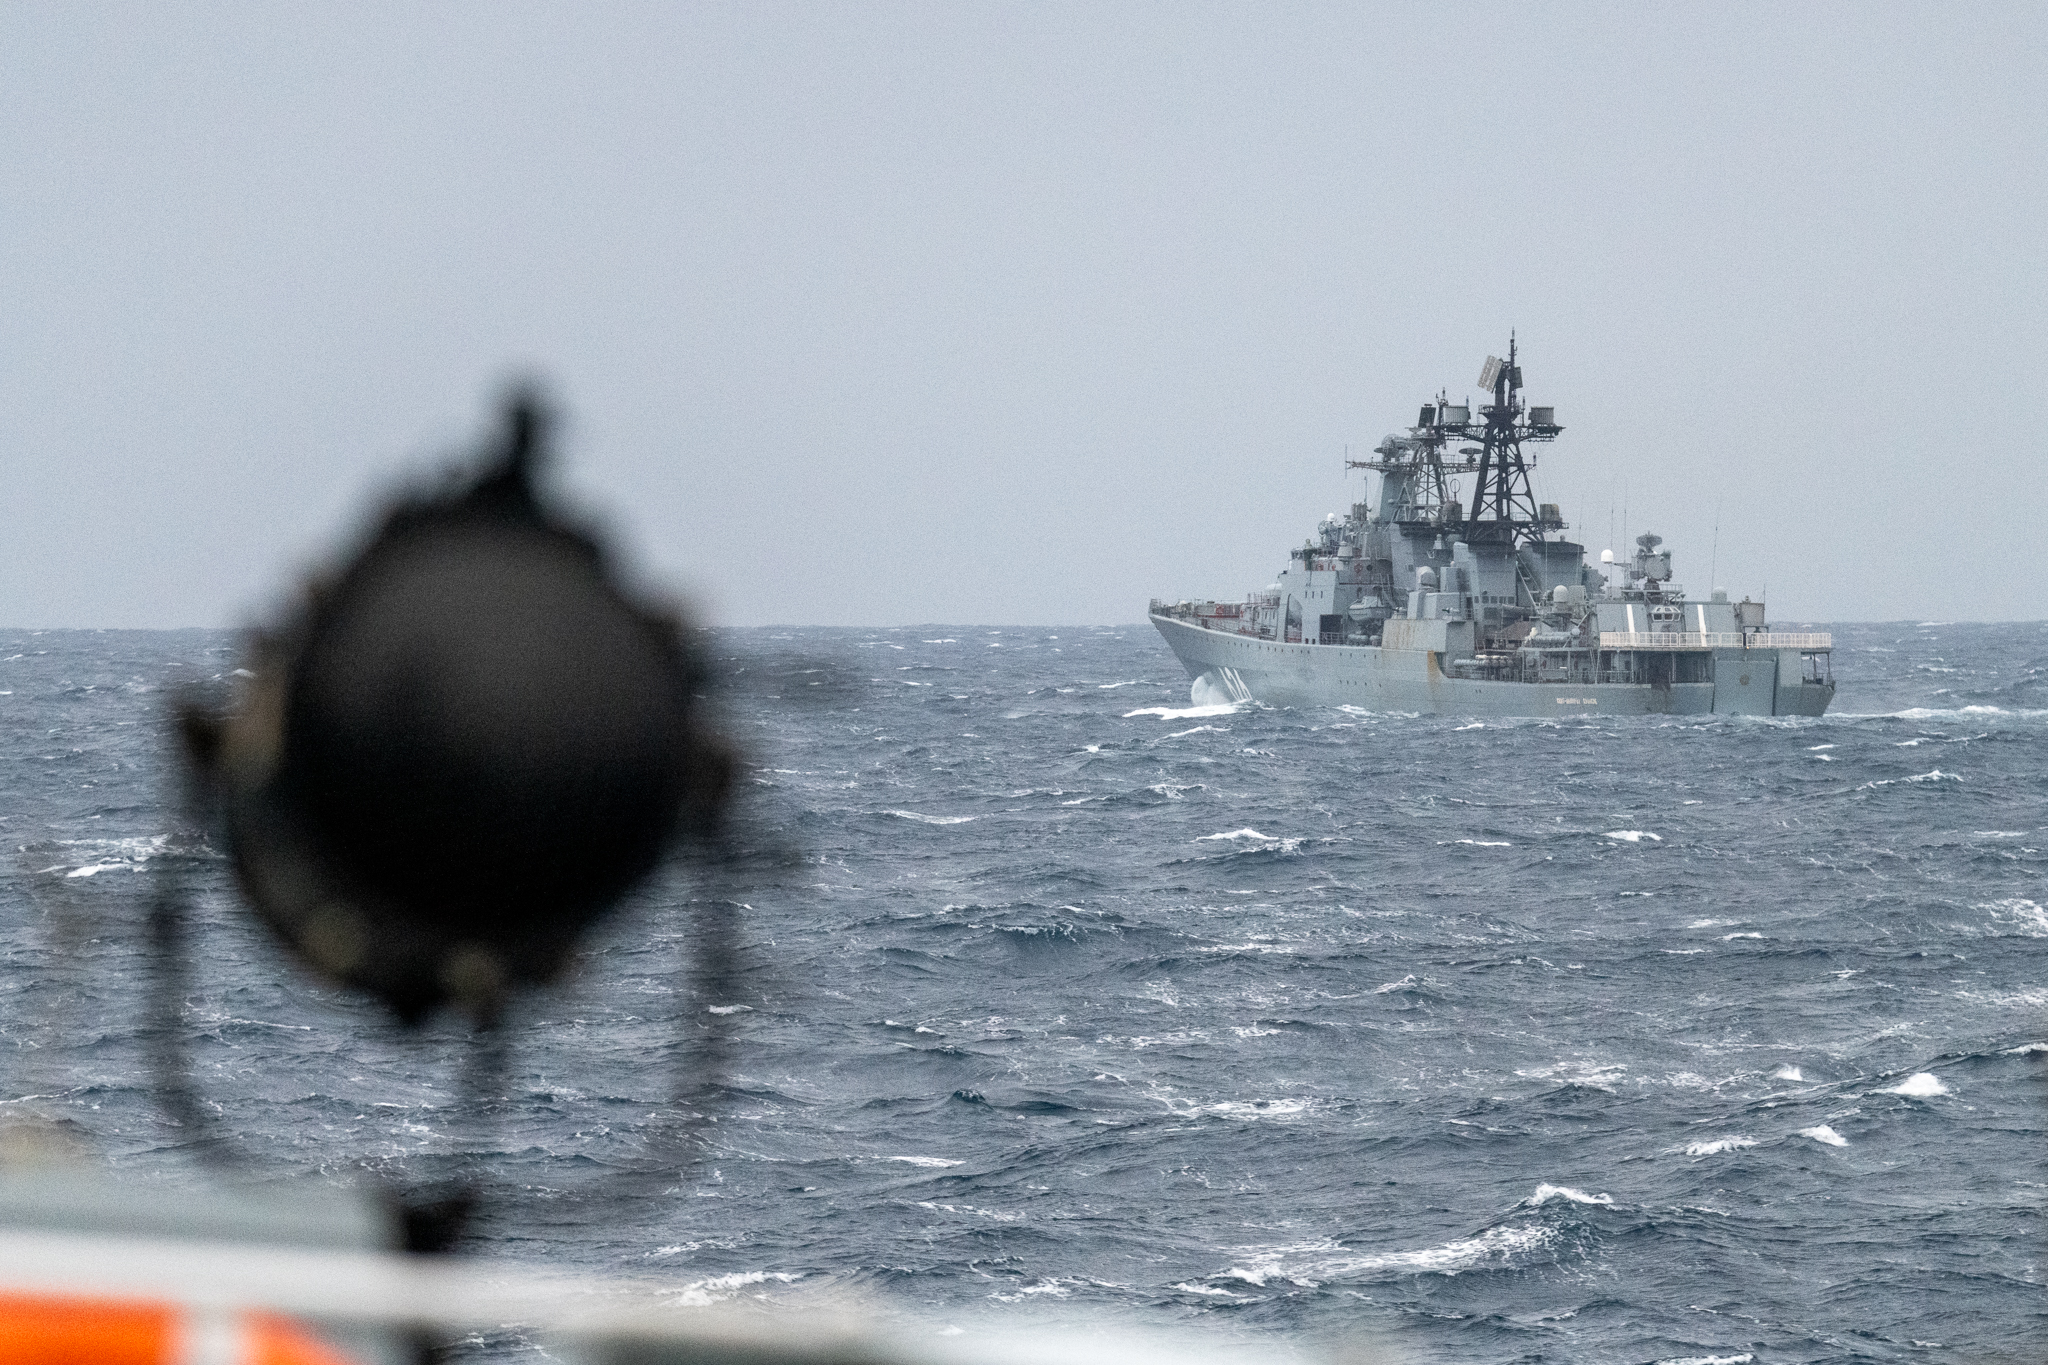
[1149,340,1833,716]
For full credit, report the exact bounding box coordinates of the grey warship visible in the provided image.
[1150,341,1834,716]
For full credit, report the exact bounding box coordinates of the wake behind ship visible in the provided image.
[1150,341,1834,716]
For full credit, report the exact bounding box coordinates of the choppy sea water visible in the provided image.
[0,622,2042,1364]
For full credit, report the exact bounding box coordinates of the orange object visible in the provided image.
[0,1291,359,1365]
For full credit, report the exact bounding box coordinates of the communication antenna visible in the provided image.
[1710,499,1722,593]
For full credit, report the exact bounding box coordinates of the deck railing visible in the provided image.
[1599,632,1833,651]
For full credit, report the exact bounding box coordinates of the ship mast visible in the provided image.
[1465,334,1561,545]
[1348,336,1562,542]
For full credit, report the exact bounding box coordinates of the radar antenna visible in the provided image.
[1345,335,1562,541]
[1466,333,1562,545]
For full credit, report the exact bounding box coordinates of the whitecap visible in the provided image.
[916,1201,1022,1221]
[1799,1125,1849,1146]
[1323,1223,1552,1276]
[666,1270,801,1306]
[1867,704,2045,719]
[1451,839,1511,847]
[1771,1065,1804,1082]
[2003,1042,2048,1055]
[1373,974,1418,993]
[1856,769,1962,790]
[1165,724,1229,738]
[1124,703,1238,719]
[1197,1098,1311,1119]
[884,810,975,825]
[1196,829,1301,852]
[1684,1136,1758,1156]
[1603,830,1661,842]
[1239,1223,1557,1283]
[883,1155,964,1167]
[1883,1072,1948,1097]
[1656,1355,1754,1365]
[40,834,174,879]
[1526,1183,1612,1206]
[1722,932,1764,940]
[1983,899,2048,936]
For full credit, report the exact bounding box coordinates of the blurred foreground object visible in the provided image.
[0,390,1314,1365]
[178,391,733,1024]
[0,1215,1304,1365]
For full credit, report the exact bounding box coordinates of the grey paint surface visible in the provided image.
[1152,615,1837,717]
[1711,649,1778,716]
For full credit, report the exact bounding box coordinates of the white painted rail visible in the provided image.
[1599,632,1832,650]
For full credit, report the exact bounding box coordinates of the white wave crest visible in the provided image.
[1799,1125,1849,1146]
[1772,1065,1804,1082]
[1656,1355,1754,1365]
[1684,1136,1758,1156]
[884,1155,965,1167]
[40,834,172,879]
[1603,830,1661,842]
[917,1200,1022,1221]
[1125,703,1237,719]
[1858,705,2046,719]
[1527,1183,1613,1206]
[1225,1224,1556,1286]
[1195,1098,1312,1119]
[1983,899,2048,936]
[1197,828,1301,853]
[1856,769,1962,790]
[1374,974,1418,993]
[666,1270,802,1306]
[884,810,975,825]
[1883,1072,1948,1096]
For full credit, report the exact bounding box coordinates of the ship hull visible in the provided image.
[1152,615,1834,717]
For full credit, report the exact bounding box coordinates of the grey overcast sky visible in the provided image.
[3,3,2043,627]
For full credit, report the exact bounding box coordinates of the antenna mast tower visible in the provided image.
[1348,336,1563,545]
[1467,334,1562,545]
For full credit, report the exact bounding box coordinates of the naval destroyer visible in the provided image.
[1150,341,1833,716]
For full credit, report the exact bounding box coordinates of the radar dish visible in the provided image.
[1478,356,1502,390]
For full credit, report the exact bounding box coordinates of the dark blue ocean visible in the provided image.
[1,623,2042,1364]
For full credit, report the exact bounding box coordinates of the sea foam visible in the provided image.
[1684,1136,1758,1156]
